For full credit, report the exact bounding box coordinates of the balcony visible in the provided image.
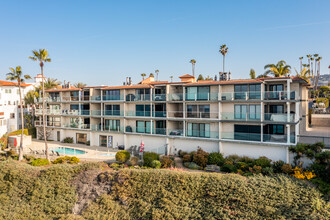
[168,129,184,136]
[35,121,61,127]
[63,123,90,129]
[35,109,61,115]
[152,94,166,101]
[91,95,102,101]
[125,126,151,134]
[103,95,124,101]
[62,96,80,102]
[62,110,90,116]
[264,113,296,123]
[263,91,297,101]
[104,110,124,117]
[220,92,261,101]
[34,97,61,103]
[167,111,184,118]
[186,130,219,139]
[221,113,261,121]
[221,132,295,144]
[125,94,150,101]
[125,111,166,118]
[167,93,183,101]
[185,93,218,101]
[186,111,218,119]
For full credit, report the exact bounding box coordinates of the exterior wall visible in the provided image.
[169,138,219,154]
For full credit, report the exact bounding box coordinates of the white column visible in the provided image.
[286,146,289,164]
[183,121,186,137]
[261,82,264,100]
[287,102,290,122]
[150,120,153,134]
[260,124,263,142]
[260,102,264,122]
[287,79,290,100]
[287,124,290,144]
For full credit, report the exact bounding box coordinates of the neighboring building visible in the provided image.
[34,74,309,162]
[0,81,34,137]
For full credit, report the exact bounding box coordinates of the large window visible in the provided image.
[136,121,151,133]
[136,89,150,100]
[105,104,120,115]
[234,104,260,120]
[264,124,284,135]
[269,105,284,113]
[187,104,210,118]
[249,105,261,120]
[249,84,261,99]
[186,86,210,100]
[234,105,247,119]
[104,89,120,100]
[104,119,120,131]
[234,125,261,141]
[234,85,248,99]
[136,105,151,116]
[187,123,210,138]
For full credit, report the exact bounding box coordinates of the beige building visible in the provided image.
[34,74,309,162]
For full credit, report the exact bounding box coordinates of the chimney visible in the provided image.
[129,77,132,85]
[214,75,218,81]
[228,72,231,80]
[224,72,227,81]
[64,80,66,88]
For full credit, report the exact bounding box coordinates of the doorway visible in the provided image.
[76,133,87,144]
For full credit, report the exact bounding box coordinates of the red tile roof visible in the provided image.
[179,74,194,78]
[0,80,32,87]
[46,87,81,92]
[102,84,153,90]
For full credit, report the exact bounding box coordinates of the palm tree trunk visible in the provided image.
[41,65,49,161]
[19,84,24,161]
[223,55,225,72]
[192,64,195,77]
[300,60,302,72]
[315,61,321,91]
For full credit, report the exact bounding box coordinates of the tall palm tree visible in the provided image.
[310,57,314,78]
[299,57,303,72]
[250,68,256,79]
[219,44,228,72]
[155,69,159,81]
[28,49,51,161]
[149,73,154,78]
[141,73,146,80]
[314,57,322,91]
[170,76,173,82]
[313,54,319,75]
[295,68,311,83]
[6,66,32,161]
[24,90,39,128]
[306,54,312,76]
[189,59,196,77]
[264,60,291,77]
[74,82,87,88]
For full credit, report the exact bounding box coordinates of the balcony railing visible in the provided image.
[34,97,61,103]
[35,121,61,127]
[186,111,218,119]
[62,96,80,102]
[91,95,102,101]
[167,111,184,118]
[152,94,166,101]
[220,92,261,101]
[126,111,151,117]
[104,110,124,117]
[125,126,152,134]
[221,113,261,121]
[126,94,151,101]
[168,129,184,136]
[186,130,219,139]
[221,132,295,144]
[185,93,218,101]
[167,93,183,101]
[63,123,90,129]
[103,95,124,101]
[61,110,90,116]
[264,113,296,123]
[263,91,297,100]
[35,109,61,115]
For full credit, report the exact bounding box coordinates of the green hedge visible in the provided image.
[8,129,29,136]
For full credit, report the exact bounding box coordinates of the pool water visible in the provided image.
[51,147,86,155]
[99,153,116,157]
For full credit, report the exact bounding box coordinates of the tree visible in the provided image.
[295,68,311,83]
[299,57,303,72]
[170,76,173,82]
[250,69,256,79]
[219,44,228,72]
[314,56,322,91]
[28,49,51,161]
[189,59,196,77]
[306,54,312,76]
[197,74,204,81]
[74,82,87,88]
[264,60,291,77]
[205,76,213,80]
[6,66,32,161]
[155,69,159,81]
[24,90,39,127]
[141,73,146,80]
[149,73,154,77]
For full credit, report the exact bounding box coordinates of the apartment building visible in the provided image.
[0,81,34,137]
[34,74,309,162]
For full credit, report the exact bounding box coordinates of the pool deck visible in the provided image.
[24,140,118,162]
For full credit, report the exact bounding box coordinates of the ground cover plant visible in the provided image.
[0,160,328,219]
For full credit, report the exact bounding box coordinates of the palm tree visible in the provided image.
[155,69,159,81]
[170,76,173,82]
[141,73,146,80]
[314,57,322,91]
[24,90,39,128]
[149,73,154,78]
[74,82,87,88]
[219,44,228,72]
[295,68,311,82]
[197,74,204,81]
[189,59,196,77]
[299,57,303,72]
[313,54,319,75]
[306,54,312,76]
[6,66,32,161]
[28,49,51,161]
[205,75,213,80]
[264,60,291,77]
[250,69,256,79]
[311,57,314,78]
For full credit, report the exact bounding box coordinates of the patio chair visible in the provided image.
[56,152,60,156]
[29,148,35,154]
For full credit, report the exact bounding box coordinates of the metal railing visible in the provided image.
[103,95,124,101]
[185,92,218,101]
[264,113,296,122]
[263,91,297,100]
[63,123,90,129]
[167,93,183,101]
[221,112,261,121]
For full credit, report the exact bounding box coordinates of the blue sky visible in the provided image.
[0,0,329,86]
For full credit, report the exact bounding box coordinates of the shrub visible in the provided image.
[24,155,36,162]
[178,150,188,158]
[115,150,130,163]
[110,163,120,169]
[53,156,80,164]
[182,154,192,163]
[28,127,36,138]
[130,156,139,166]
[30,158,50,166]
[272,160,285,173]
[262,167,274,175]
[221,164,237,173]
[0,134,8,150]
[187,162,200,170]
[207,152,224,166]
[249,165,262,174]
[63,137,74,143]
[7,150,17,158]
[143,152,159,167]
[8,129,29,136]
[192,148,209,168]
[226,154,241,163]
[281,163,292,174]
[151,160,161,169]
[255,156,272,168]
[160,156,175,168]
[238,156,255,165]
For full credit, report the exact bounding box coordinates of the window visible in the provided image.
[104,119,120,131]
[136,121,151,133]
[186,86,210,100]
[249,105,261,120]
[136,89,150,100]
[234,104,260,120]
[264,124,284,135]
[70,91,79,101]
[10,113,15,119]
[187,105,210,118]
[187,123,210,138]
[249,84,261,99]
[234,105,247,119]
[136,105,151,116]
[105,105,120,115]
[99,135,107,147]
[234,125,261,141]
[234,85,248,99]
[269,84,283,91]
[155,120,166,135]
[270,105,284,113]
[104,89,120,100]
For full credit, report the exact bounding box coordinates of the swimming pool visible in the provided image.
[99,153,116,157]
[51,147,86,155]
